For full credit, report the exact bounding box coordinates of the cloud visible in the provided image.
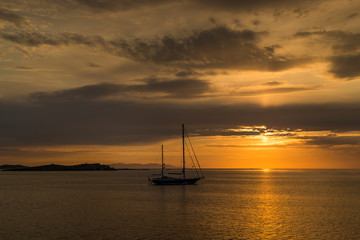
[194,128,262,136]
[294,30,360,53]
[29,80,312,103]
[175,70,199,77]
[0,147,87,160]
[114,26,309,71]
[2,26,311,72]
[0,8,26,26]
[262,81,283,86]
[131,78,211,98]
[193,0,322,12]
[71,0,168,12]
[30,79,211,101]
[14,66,35,71]
[232,86,318,96]
[2,91,360,147]
[113,26,261,61]
[31,0,323,14]
[294,30,360,79]
[328,54,360,80]
[252,19,261,26]
[30,83,124,101]
[347,13,358,20]
[0,31,106,47]
[302,135,360,147]
[87,62,103,68]
[1,32,58,46]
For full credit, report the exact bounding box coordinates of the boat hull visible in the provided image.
[151,177,202,185]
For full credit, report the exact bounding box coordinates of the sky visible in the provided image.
[1,0,360,168]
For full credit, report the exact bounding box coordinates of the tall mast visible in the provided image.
[182,124,185,179]
[161,145,164,178]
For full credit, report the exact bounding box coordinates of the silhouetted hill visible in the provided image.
[0,164,28,170]
[4,163,115,171]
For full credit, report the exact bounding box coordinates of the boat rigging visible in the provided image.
[149,124,204,185]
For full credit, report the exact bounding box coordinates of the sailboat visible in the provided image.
[149,124,204,185]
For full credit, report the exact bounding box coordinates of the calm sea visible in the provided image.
[1,169,360,239]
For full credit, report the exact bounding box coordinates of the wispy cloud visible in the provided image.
[300,135,360,147]
[30,78,211,101]
[231,86,318,96]
[1,26,312,72]
[294,30,360,79]
[193,0,323,12]
[114,26,310,71]
[0,8,26,27]
[262,81,283,86]
[0,31,106,47]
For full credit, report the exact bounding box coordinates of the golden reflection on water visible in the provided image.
[255,171,283,239]
[2,170,360,239]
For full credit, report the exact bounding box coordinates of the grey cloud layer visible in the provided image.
[30,79,211,100]
[115,26,307,71]
[1,89,360,146]
[72,0,167,12]
[329,54,360,79]
[194,0,322,12]
[29,81,315,101]
[1,26,309,72]
[302,135,360,147]
[28,0,323,13]
[294,30,360,79]
[0,31,105,47]
[0,8,26,26]
[233,86,317,96]
[294,30,360,53]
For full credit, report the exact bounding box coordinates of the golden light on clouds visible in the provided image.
[1,0,360,168]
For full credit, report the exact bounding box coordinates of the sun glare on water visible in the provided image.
[263,168,270,172]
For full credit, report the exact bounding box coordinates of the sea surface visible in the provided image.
[1,169,360,240]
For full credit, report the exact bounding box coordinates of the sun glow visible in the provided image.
[263,168,270,172]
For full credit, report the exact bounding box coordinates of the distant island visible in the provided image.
[0,164,28,170]
[0,162,176,171]
[0,163,115,171]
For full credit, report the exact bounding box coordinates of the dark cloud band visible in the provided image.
[0,8,26,26]
[30,79,211,101]
[1,93,360,147]
[1,26,311,72]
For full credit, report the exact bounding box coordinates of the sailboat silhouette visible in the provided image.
[149,124,204,185]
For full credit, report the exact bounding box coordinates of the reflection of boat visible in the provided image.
[149,124,204,185]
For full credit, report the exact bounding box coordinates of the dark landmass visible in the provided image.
[0,164,28,170]
[3,163,115,171]
[110,162,175,169]
[1,162,173,171]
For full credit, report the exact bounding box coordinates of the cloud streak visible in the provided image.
[115,26,309,71]
[301,135,360,147]
[0,31,106,47]
[1,26,311,72]
[232,86,318,96]
[294,30,360,79]
[0,8,26,26]
[70,0,324,13]
[30,79,211,101]
[294,30,360,53]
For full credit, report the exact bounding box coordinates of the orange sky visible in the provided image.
[1,0,360,168]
